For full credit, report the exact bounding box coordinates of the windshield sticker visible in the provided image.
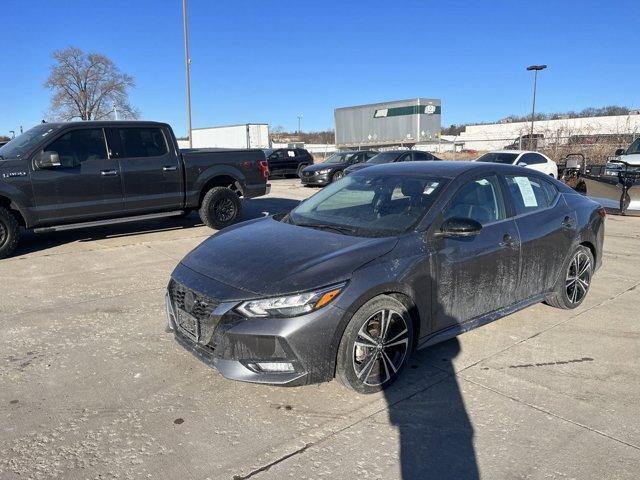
[514,177,538,207]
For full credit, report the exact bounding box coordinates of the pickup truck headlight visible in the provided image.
[317,168,332,175]
[236,283,346,318]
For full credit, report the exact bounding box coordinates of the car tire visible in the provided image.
[297,164,309,178]
[0,206,21,260]
[331,170,344,182]
[546,245,594,309]
[199,187,242,230]
[336,295,414,394]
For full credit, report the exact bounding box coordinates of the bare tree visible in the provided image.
[44,46,139,121]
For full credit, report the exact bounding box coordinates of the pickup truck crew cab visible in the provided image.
[0,121,270,258]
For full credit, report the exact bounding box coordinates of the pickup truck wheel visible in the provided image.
[199,187,242,230]
[0,207,21,259]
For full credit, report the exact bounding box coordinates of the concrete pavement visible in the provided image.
[0,179,638,479]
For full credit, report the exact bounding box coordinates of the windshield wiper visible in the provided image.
[297,222,357,235]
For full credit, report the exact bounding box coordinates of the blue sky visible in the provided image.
[2,0,639,138]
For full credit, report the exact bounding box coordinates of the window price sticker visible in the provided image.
[514,176,538,207]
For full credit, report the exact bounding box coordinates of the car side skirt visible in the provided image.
[417,292,550,350]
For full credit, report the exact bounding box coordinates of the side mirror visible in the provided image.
[36,151,61,169]
[615,148,626,156]
[437,217,483,238]
[517,161,528,167]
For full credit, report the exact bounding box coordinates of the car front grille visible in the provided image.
[169,280,219,322]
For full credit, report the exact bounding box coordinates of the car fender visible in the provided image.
[330,250,431,360]
[0,181,35,227]
[188,165,247,206]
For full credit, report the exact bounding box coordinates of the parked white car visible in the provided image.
[475,150,558,177]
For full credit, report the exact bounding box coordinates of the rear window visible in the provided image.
[116,128,167,158]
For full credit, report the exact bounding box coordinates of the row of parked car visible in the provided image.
[279,147,559,188]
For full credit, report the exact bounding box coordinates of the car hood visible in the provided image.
[180,217,398,297]
[303,162,344,173]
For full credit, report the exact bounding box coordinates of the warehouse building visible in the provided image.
[457,113,640,151]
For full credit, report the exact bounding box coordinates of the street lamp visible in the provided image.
[183,0,193,148]
[297,115,303,134]
[526,64,547,149]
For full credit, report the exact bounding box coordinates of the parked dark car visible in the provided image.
[300,150,377,186]
[263,147,314,177]
[344,149,440,175]
[166,161,604,393]
[0,121,270,258]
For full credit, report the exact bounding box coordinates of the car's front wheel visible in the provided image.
[336,295,413,394]
[331,170,344,182]
[0,206,21,260]
[547,245,594,309]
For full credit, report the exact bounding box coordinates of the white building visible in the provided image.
[457,113,640,151]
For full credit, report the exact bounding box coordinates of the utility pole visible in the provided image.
[526,64,547,149]
[183,0,193,148]
[297,114,303,134]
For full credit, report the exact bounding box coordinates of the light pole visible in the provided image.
[297,114,303,134]
[526,64,546,149]
[183,0,193,148]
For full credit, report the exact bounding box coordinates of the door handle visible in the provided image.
[499,233,518,248]
[162,165,178,172]
[100,169,119,176]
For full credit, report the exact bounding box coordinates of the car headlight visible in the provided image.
[317,168,331,175]
[236,283,346,318]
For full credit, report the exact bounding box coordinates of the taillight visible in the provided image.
[258,160,269,179]
[597,206,607,218]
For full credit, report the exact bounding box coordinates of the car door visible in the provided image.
[267,149,286,173]
[504,173,574,300]
[430,174,521,331]
[30,127,123,224]
[108,126,182,213]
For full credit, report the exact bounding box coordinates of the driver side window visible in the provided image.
[444,176,506,225]
[45,128,107,168]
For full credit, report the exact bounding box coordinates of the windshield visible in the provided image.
[366,151,402,164]
[288,172,447,237]
[324,153,356,164]
[626,138,640,155]
[0,124,62,159]
[476,152,519,164]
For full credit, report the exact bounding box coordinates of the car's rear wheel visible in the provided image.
[332,170,344,182]
[336,295,413,394]
[0,207,21,260]
[199,187,242,230]
[547,245,594,309]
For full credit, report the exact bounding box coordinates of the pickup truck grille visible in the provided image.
[169,280,219,321]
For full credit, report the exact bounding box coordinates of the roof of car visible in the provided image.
[355,160,536,178]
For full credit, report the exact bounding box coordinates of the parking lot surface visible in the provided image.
[1,178,639,480]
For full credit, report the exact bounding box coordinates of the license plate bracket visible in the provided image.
[176,309,200,341]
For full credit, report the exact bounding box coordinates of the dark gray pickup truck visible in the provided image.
[0,121,270,258]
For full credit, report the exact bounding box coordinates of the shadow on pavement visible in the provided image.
[386,338,479,480]
[12,197,301,256]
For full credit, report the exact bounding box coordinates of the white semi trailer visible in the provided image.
[190,124,270,149]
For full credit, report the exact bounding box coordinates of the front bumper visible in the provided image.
[166,264,346,386]
[300,173,330,185]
